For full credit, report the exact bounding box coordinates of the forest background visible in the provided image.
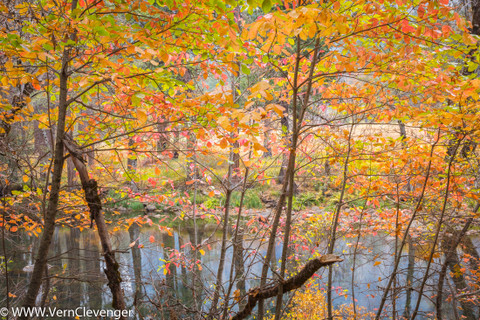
[1,0,480,319]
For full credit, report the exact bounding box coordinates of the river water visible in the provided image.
[0,223,476,319]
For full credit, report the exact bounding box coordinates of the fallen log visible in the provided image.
[231,254,343,320]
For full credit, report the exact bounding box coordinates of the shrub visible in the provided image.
[268,282,374,320]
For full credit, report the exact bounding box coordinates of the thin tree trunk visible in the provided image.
[21,41,72,315]
[410,139,462,320]
[163,231,177,290]
[67,157,76,191]
[127,138,137,173]
[257,36,302,320]
[276,102,289,185]
[1,195,10,313]
[209,138,235,318]
[326,122,353,320]
[129,223,143,310]
[208,185,233,318]
[156,121,168,152]
[263,120,272,158]
[375,131,441,319]
[222,151,251,319]
[403,234,415,318]
[274,36,322,320]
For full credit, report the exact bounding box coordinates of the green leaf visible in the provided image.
[467,61,477,72]
[42,43,53,51]
[262,0,272,12]
[94,26,109,37]
[217,0,226,11]
[241,64,251,75]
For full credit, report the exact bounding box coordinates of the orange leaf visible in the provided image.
[253,142,268,152]
[136,110,147,124]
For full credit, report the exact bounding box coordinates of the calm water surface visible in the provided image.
[0,223,476,319]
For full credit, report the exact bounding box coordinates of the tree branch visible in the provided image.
[231,254,343,320]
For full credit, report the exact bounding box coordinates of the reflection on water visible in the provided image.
[0,223,476,319]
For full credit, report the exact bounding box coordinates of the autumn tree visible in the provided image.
[238,0,480,319]
[0,0,243,315]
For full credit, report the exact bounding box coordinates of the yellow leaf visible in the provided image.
[199,249,205,255]
[23,175,29,183]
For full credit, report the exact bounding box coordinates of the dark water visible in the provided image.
[0,224,476,319]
